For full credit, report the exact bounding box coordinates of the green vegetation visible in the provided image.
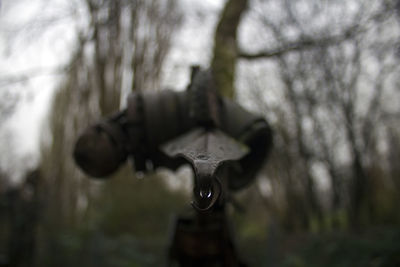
[279,227,400,267]
[36,167,190,267]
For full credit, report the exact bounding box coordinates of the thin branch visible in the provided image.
[0,66,67,87]
[239,30,357,60]
[240,0,395,61]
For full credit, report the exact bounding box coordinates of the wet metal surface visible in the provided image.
[162,128,249,211]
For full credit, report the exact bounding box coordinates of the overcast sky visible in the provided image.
[0,0,225,180]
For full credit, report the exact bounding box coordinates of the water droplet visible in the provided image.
[199,188,212,198]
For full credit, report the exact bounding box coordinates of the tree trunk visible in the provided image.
[211,0,248,99]
[345,112,369,228]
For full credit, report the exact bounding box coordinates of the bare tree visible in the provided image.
[38,0,182,246]
[238,0,400,229]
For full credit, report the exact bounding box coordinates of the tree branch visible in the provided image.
[239,30,357,60]
[0,66,67,87]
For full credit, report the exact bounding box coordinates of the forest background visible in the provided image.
[1,0,400,266]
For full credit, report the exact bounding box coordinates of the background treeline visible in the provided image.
[0,0,400,266]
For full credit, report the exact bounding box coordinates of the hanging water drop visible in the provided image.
[199,188,212,198]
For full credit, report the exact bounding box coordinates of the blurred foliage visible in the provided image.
[36,166,189,267]
[1,0,400,266]
[89,168,189,238]
[34,0,183,266]
[278,227,400,267]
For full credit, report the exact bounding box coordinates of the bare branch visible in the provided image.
[0,66,67,87]
[239,30,356,60]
